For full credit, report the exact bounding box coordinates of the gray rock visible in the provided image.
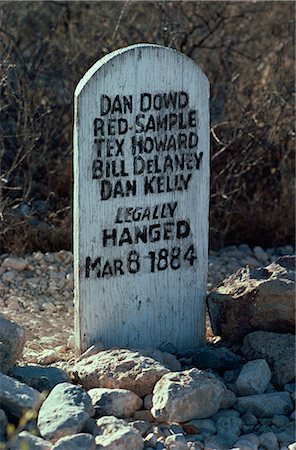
[2,256,28,272]
[236,359,272,396]
[151,368,226,422]
[0,314,26,373]
[192,346,240,372]
[272,415,290,429]
[205,433,238,449]
[184,418,216,438]
[88,387,143,418]
[258,431,279,450]
[216,413,242,437]
[0,371,43,418]
[235,392,294,417]
[73,348,169,396]
[232,433,260,450]
[37,382,94,443]
[242,412,258,426]
[95,415,144,449]
[207,256,295,342]
[10,431,51,450]
[0,409,8,438]
[220,389,237,408]
[276,423,296,446]
[165,433,188,449]
[10,365,71,392]
[241,332,295,386]
[51,433,96,450]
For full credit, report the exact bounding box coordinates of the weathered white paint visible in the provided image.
[74,44,210,353]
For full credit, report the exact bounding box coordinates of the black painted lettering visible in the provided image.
[188,110,197,127]
[92,159,103,179]
[103,228,117,247]
[177,220,190,239]
[118,227,133,246]
[114,259,124,276]
[118,118,128,135]
[85,256,101,278]
[178,91,189,108]
[134,225,148,243]
[189,132,198,148]
[135,114,145,133]
[94,118,104,136]
[100,95,111,116]
[107,118,116,136]
[163,222,174,240]
[149,224,161,242]
[133,155,145,175]
[123,95,133,114]
[140,93,151,112]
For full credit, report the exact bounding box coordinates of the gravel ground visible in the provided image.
[0,244,294,366]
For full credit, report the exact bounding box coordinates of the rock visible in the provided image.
[2,256,28,272]
[0,371,43,418]
[204,433,238,449]
[0,409,8,438]
[207,256,295,341]
[37,382,94,443]
[184,418,216,438]
[76,343,104,361]
[215,412,242,437]
[241,331,295,386]
[232,433,260,450]
[88,387,142,418]
[236,359,272,396]
[272,414,290,429]
[144,393,153,410]
[192,346,240,372]
[258,431,279,450]
[133,409,155,422]
[253,247,269,263]
[242,412,257,426]
[37,348,60,365]
[95,415,144,449]
[51,433,96,450]
[0,313,26,373]
[220,389,237,408]
[151,368,226,422]
[234,392,293,417]
[165,433,188,449]
[276,423,296,446]
[9,365,71,392]
[73,348,169,396]
[10,431,52,450]
[161,352,182,371]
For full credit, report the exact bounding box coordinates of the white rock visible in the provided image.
[0,372,43,418]
[88,387,142,418]
[10,431,51,450]
[37,382,94,443]
[51,433,96,450]
[151,368,226,422]
[2,256,28,271]
[73,348,169,396]
[37,349,60,365]
[95,415,144,449]
[236,359,272,396]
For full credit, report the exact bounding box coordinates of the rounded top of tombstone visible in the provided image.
[75,43,209,98]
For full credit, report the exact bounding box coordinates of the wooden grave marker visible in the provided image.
[74,44,210,353]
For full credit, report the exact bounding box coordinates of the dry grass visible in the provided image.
[0,1,295,253]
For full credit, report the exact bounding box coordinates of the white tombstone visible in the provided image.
[74,44,210,353]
